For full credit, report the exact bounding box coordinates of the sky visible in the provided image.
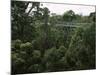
[22,0,96,16]
[40,2,95,16]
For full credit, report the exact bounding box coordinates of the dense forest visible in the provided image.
[11,1,96,74]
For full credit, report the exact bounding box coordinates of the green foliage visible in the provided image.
[58,46,67,56]
[20,42,32,50]
[13,39,22,49]
[32,50,41,60]
[65,23,96,70]
[63,10,76,22]
[89,12,96,22]
[11,1,96,74]
[43,46,67,71]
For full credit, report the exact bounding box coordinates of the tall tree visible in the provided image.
[63,10,76,22]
